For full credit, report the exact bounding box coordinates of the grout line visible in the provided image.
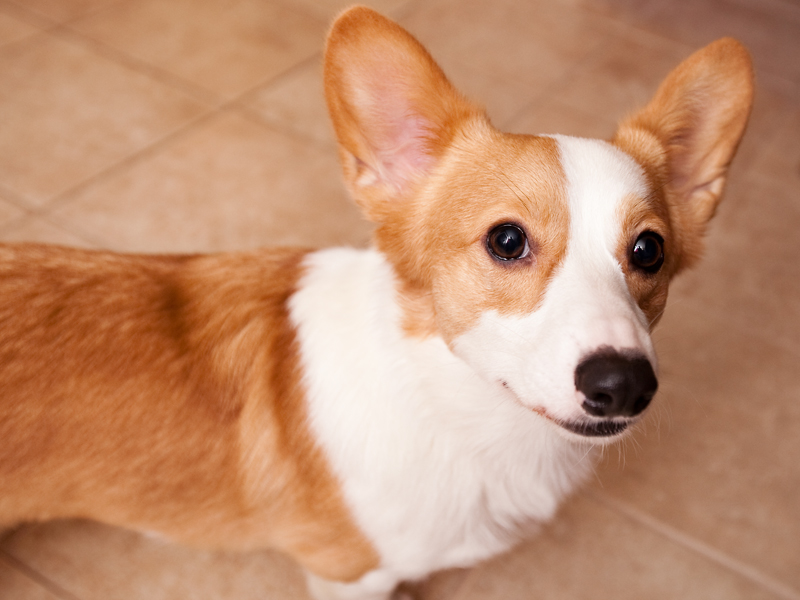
[0,0,58,29]
[0,551,84,600]
[588,491,800,600]
[231,102,332,148]
[38,109,221,216]
[51,25,223,108]
[232,51,322,106]
[0,181,36,211]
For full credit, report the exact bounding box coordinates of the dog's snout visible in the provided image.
[575,350,658,418]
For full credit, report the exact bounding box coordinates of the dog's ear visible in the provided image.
[613,38,754,271]
[324,6,482,221]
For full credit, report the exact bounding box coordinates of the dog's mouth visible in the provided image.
[529,406,632,439]
[555,418,629,438]
[501,381,633,440]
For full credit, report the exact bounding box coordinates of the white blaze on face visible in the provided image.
[452,135,657,422]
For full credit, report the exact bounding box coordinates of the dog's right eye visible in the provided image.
[487,224,529,261]
[630,231,664,273]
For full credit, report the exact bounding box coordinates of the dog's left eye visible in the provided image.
[487,224,529,261]
[630,232,664,273]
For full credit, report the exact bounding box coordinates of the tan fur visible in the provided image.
[0,244,378,581]
[615,193,672,327]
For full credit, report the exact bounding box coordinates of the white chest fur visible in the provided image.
[289,248,595,581]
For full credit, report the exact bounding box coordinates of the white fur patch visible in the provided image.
[289,248,594,591]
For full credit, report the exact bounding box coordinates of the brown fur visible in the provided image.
[0,244,378,581]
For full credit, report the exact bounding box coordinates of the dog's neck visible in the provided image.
[288,247,596,576]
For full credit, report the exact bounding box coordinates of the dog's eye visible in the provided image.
[631,232,664,273]
[487,224,529,261]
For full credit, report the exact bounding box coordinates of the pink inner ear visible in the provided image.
[372,113,436,190]
[355,70,439,191]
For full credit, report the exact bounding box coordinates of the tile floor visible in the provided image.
[0,0,798,598]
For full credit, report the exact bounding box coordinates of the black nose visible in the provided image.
[575,349,658,418]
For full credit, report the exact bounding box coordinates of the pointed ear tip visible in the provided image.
[327,5,398,48]
[704,37,755,78]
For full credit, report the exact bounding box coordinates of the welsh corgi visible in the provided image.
[0,6,753,600]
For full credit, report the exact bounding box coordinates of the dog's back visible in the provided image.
[0,244,377,581]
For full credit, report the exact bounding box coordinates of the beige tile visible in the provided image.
[70,0,327,100]
[593,300,800,590]
[3,520,311,600]
[553,26,693,125]
[53,110,373,253]
[0,556,60,600]
[400,568,470,600]
[727,81,792,179]
[0,215,96,247]
[667,175,800,352]
[591,0,800,83]
[5,0,119,23]
[0,9,42,46]
[744,100,800,190]
[506,97,617,139]
[398,0,615,126]
[284,0,412,22]
[456,494,779,600]
[243,59,335,146]
[0,33,208,207]
[0,195,25,229]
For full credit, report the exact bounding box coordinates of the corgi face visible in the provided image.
[372,126,669,439]
[324,8,753,441]
[442,133,668,439]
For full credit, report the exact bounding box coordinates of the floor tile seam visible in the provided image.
[0,210,105,248]
[0,212,30,239]
[0,182,36,213]
[0,10,63,53]
[230,102,335,149]
[51,24,223,108]
[42,211,119,249]
[0,550,84,600]
[223,52,343,149]
[586,490,800,600]
[34,108,222,214]
[0,0,58,29]
[231,51,323,107]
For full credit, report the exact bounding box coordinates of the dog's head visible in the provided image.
[323,7,753,441]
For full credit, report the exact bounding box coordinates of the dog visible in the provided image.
[0,6,753,600]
